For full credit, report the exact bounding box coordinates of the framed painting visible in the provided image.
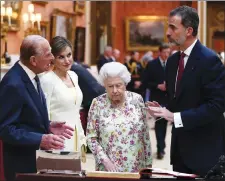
[74,27,85,62]
[125,16,167,51]
[51,9,76,47]
[73,1,85,15]
[1,1,22,31]
[40,21,50,41]
[33,21,50,40]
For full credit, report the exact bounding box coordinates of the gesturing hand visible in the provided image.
[145,101,161,118]
[49,121,74,139]
[40,134,65,150]
[102,158,119,172]
[149,107,174,122]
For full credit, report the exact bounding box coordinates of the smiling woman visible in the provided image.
[40,36,87,158]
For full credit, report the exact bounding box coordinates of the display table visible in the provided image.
[16,174,205,181]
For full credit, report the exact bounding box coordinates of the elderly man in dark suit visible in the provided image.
[147,6,225,177]
[0,35,74,181]
[142,43,171,160]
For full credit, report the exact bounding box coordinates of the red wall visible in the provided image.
[112,1,197,62]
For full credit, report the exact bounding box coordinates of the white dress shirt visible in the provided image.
[18,61,38,91]
[174,39,198,128]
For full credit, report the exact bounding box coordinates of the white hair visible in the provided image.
[99,62,131,86]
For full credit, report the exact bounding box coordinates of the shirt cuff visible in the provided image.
[174,112,183,128]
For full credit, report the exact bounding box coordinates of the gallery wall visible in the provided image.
[1,1,85,56]
[112,1,197,62]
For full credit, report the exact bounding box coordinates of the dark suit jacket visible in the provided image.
[166,40,225,176]
[0,62,49,180]
[71,63,105,108]
[141,57,168,105]
[97,55,113,72]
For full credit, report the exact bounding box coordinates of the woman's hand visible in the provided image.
[102,158,119,172]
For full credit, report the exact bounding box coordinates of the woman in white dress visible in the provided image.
[40,36,86,158]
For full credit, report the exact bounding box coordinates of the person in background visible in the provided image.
[0,35,74,181]
[141,51,154,65]
[87,62,152,172]
[40,36,86,158]
[141,43,171,160]
[111,49,120,62]
[97,46,113,72]
[125,51,144,95]
[147,6,225,177]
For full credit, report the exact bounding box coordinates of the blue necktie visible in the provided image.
[34,75,46,106]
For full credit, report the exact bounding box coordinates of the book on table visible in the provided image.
[139,168,199,178]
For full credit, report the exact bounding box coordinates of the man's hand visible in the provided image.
[40,134,65,150]
[145,101,161,118]
[134,81,141,89]
[49,121,74,139]
[157,82,166,91]
[102,158,119,172]
[149,107,174,122]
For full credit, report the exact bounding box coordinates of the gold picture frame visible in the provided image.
[51,9,76,51]
[74,1,85,15]
[1,1,23,31]
[40,21,50,41]
[125,16,167,51]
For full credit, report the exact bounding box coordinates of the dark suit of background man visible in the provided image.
[97,46,113,72]
[147,6,225,177]
[141,43,171,160]
[0,35,74,181]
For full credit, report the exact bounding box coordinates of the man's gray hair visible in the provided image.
[20,35,48,63]
[104,46,112,52]
[99,62,131,86]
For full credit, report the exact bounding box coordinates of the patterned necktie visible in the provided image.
[34,75,46,106]
[175,52,186,96]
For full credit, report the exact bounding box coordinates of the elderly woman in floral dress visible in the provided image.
[86,62,152,172]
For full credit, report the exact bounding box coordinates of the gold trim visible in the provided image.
[125,16,167,51]
[74,126,78,152]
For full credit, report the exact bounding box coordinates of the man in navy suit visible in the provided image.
[147,6,225,176]
[97,46,113,72]
[141,43,171,160]
[0,35,74,181]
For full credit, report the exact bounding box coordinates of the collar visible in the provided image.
[159,57,166,66]
[18,61,36,81]
[183,39,198,56]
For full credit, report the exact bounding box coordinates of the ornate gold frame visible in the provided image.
[51,9,76,49]
[40,21,50,41]
[74,1,85,15]
[1,2,23,32]
[125,16,167,51]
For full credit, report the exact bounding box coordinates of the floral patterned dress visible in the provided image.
[86,91,152,172]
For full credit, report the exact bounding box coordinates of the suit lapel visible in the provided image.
[16,63,49,130]
[176,41,201,98]
[156,58,165,73]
